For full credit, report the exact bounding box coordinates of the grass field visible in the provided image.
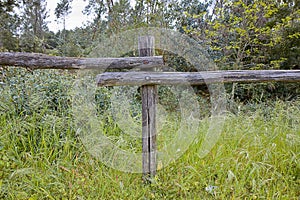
[0,69,299,199]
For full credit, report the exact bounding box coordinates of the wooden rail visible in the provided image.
[97,70,300,86]
[0,52,164,70]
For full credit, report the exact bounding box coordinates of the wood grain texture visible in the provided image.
[142,86,150,175]
[142,85,157,175]
[139,36,157,179]
[0,52,164,70]
[97,70,300,86]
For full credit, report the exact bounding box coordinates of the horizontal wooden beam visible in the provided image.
[0,52,164,70]
[96,70,300,86]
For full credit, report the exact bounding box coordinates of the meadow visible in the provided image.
[0,68,299,199]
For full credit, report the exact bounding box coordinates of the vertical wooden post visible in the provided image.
[138,36,157,180]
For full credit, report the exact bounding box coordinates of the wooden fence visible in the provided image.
[0,37,300,181]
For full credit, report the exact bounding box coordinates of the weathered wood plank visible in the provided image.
[141,85,157,175]
[139,36,157,179]
[142,86,150,175]
[97,70,300,86]
[138,36,154,61]
[148,85,157,176]
[0,52,164,70]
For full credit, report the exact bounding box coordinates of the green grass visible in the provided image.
[0,69,299,199]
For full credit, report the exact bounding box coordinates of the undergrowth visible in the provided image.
[0,68,299,199]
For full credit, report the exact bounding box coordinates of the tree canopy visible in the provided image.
[0,0,299,70]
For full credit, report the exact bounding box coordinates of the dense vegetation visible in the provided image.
[0,0,299,199]
[0,68,299,199]
[1,0,299,99]
[1,0,299,71]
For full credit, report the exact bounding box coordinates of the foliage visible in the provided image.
[0,1,299,199]
[0,0,298,72]
[18,0,49,53]
[0,70,299,198]
[0,0,22,51]
[184,0,300,70]
[0,68,74,116]
[55,0,72,22]
[178,0,300,101]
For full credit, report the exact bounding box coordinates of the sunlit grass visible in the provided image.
[0,69,299,199]
[0,98,299,199]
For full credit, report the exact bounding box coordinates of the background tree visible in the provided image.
[0,0,21,51]
[55,0,73,31]
[19,0,49,53]
[55,0,73,55]
[106,0,132,33]
[269,0,300,69]
[186,0,300,70]
[0,0,299,101]
[165,0,210,33]
[181,0,299,100]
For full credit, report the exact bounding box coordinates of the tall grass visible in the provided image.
[0,68,299,199]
